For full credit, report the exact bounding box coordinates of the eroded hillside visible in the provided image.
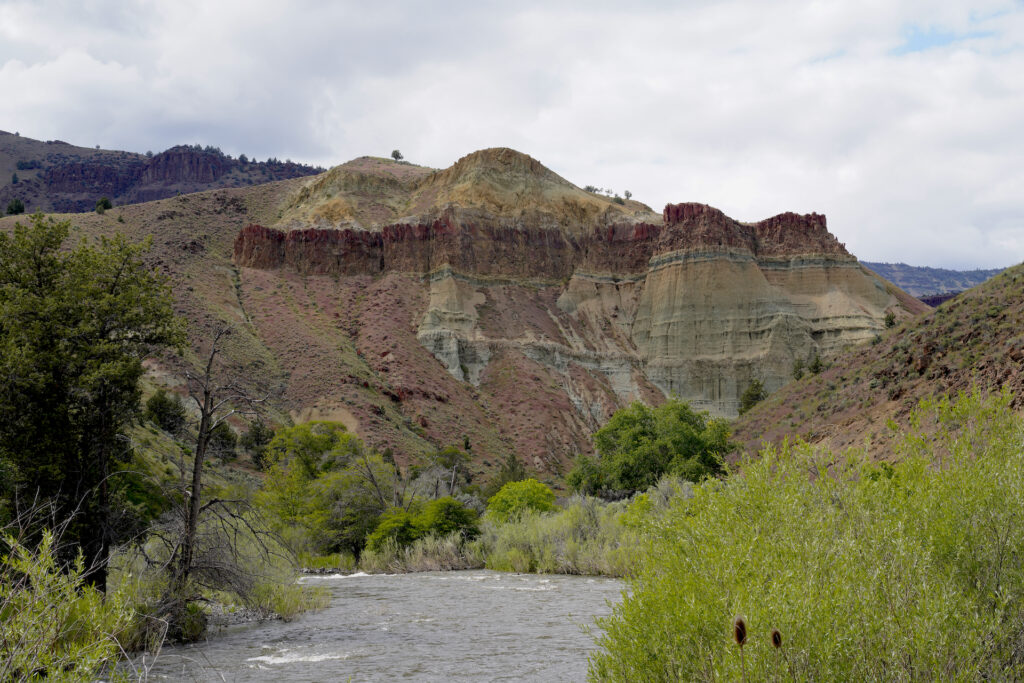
[733,262,1024,459]
[1,147,926,478]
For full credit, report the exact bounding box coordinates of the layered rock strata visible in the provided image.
[236,160,915,420]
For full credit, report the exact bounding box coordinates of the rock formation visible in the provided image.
[235,147,923,431]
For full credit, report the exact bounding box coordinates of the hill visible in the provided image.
[0,130,322,213]
[0,147,924,481]
[861,261,1006,297]
[733,262,1024,458]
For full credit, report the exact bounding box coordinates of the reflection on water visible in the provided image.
[140,570,624,682]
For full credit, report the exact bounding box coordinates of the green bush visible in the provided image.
[6,198,24,215]
[570,399,730,493]
[0,530,136,679]
[366,508,420,552]
[486,479,556,522]
[208,421,237,459]
[738,379,766,415]
[95,197,112,214]
[144,388,187,434]
[590,391,1024,681]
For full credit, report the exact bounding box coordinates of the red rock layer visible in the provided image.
[660,202,847,257]
[234,203,846,277]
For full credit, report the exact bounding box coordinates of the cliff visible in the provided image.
[234,149,924,451]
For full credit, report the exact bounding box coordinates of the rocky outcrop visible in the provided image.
[235,158,919,420]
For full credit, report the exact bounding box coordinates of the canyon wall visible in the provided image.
[236,193,913,419]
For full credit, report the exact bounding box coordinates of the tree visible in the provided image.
[391,149,403,161]
[624,190,632,200]
[792,357,806,380]
[240,419,274,467]
[885,311,896,328]
[145,388,187,434]
[483,452,529,499]
[809,353,824,374]
[570,399,731,493]
[11,172,18,184]
[486,479,556,522]
[95,197,112,214]
[738,379,766,415]
[6,198,24,215]
[0,213,183,590]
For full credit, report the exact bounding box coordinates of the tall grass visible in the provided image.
[359,532,485,573]
[589,391,1024,681]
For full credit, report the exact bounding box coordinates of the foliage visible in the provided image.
[144,388,187,434]
[590,392,1024,682]
[792,357,805,380]
[255,423,405,558]
[486,479,556,522]
[884,310,897,328]
[571,399,730,493]
[208,420,237,459]
[483,452,530,498]
[0,530,136,681]
[6,198,24,215]
[738,379,766,415]
[240,419,274,466]
[809,352,823,374]
[0,213,183,588]
[11,172,18,184]
[391,149,403,161]
[95,197,112,214]
[365,496,479,553]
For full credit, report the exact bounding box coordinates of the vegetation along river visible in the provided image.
[142,570,625,681]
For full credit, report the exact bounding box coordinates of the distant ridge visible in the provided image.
[0,130,323,213]
[862,261,1007,297]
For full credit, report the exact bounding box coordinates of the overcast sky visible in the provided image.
[1,1,1021,268]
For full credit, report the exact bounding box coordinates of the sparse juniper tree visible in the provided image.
[738,379,767,415]
[0,213,183,590]
[6,198,24,215]
[95,197,112,214]
[624,190,632,200]
[391,149,403,161]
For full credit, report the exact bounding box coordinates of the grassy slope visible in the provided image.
[733,263,1024,459]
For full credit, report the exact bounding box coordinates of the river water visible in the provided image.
[139,570,624,682]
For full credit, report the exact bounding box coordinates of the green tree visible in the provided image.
[574,399,730,493]
[95,197,112,214]
[792,357,805,380]
[391,149,403,161]
[885,311,896,328]
[809,353,824,374]
[208,420,237,459]
[486,479,556,522]
[145,388,187,434]
[6,198,24,215]
[738,379,766,415]
[484,452,529,499]
[240,419,274,467]
[415,496,478,538]
[0,214,183,590]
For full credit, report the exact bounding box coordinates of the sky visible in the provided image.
[0,1,1021,269]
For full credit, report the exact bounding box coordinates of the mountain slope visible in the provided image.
[1,147,925,481]
[0,130,322,213]
[733,263,1024,458]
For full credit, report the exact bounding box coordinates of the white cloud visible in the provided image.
[0,0,1021,268]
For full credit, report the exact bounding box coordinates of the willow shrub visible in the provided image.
[590,391,1024,682]
[0,531,136,681]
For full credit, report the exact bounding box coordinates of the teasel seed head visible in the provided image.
[733,615,747,646]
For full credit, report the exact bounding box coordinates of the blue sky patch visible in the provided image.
[891,25,995,55]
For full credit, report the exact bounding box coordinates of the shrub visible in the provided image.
[240,419,274,467]
[365,508,420,552]
[486,479,556,522]
[0,530,135,679]
[95,197,112,214]
[590,391,1024,681]
[208,421,237,459]
[416,496,479,539]
[573,399,730,493]
[391,149,403,161]
[738,379,766,415]
[792,357,805,380]
[144,388,187,434]
[6,198,24,215]
[885,310,897,328]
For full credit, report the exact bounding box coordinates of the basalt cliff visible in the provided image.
[226,148,924,470]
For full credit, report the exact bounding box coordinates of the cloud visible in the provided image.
[0,0,1021,268]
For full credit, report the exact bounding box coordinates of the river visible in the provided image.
[137,570,625,681]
